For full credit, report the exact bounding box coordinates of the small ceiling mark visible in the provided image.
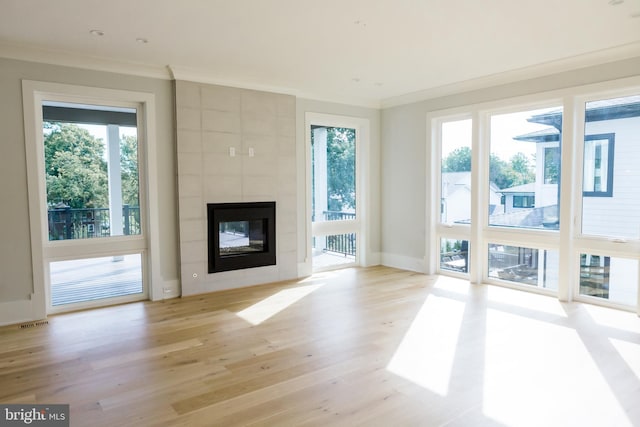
[608,0,624,5]
[136,38,149,44]
[89,29,105,36]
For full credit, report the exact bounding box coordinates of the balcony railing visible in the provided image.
[320,210,356,256]
[48,205,140,240]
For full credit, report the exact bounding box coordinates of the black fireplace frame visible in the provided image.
[207,201,276,273]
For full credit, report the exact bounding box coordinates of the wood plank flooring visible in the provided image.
[1,266,640,426]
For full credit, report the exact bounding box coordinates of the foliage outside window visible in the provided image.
[311,126,356,215]
[44,122,140,240]
[544,147,559,184]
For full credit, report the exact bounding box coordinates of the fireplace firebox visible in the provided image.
[207,202,276,273]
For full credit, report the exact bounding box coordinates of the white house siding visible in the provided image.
[444,186,472,224]
[581,116,640,240]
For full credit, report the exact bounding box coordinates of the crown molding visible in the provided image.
[0,41,171,80]
[168,65,381,109]
[4,40,637,111]
[381,42,640,109]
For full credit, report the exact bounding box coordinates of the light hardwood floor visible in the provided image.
[1,266,639,426]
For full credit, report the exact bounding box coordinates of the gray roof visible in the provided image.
[499,183,536,194]
[489,205,558,228]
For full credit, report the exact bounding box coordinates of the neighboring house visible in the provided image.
[499,182,536,213]
[508,96,640,239]
[487,97,640,301]
[441,171,502,224]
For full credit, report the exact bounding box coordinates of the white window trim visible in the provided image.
[427,76,640,315]
[22,80,166,320]
[303,112,370,275]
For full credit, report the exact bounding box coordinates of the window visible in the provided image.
[579,253,638,306]
[440,239,469,273]
[544,147,560,184]
[488,244,558,290]
[581,94,639,240]
[440,119,472,225]
[307,113,367,272]
[489,106,562,230]
[582,134,614,197]
[512,195,535,208]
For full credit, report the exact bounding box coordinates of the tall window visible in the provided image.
[43,103,140,241]
[440,119,472,225]
[581,95,639,240]
[489,106,562,230]
[41,101,144,310]
[309,121,359,271]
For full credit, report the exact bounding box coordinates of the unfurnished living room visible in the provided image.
[1,1,640,426]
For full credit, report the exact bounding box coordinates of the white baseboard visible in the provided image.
[380,253,426,273]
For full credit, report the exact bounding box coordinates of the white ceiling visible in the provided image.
[1,0,639,107]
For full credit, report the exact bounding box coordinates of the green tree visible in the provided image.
[326,127,355,212]
[508,152,535,186]
[120,134,139,206]
[443,148,535,190]
[44,122,108,208]
[442,147,472,172]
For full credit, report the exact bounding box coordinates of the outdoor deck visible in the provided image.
[50,254,143,306]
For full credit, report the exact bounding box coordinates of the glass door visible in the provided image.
[483,105,563,293]
[308,117,360,271]
[437,117,472,276]
[41,100,147,312]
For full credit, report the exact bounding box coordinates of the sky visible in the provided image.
[441,106,560,162]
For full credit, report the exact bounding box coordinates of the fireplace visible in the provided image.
[207,202,276,273]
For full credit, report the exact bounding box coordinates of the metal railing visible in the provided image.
[319,210,356,256]
[48,205,140,240]
[322,210,356,221]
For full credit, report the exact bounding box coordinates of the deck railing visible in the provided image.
[321,210,356,256]
[48,205,140,240]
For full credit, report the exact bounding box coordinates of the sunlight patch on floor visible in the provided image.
[432,275,473,295]
[486,284,567,318]
[386,293,466,396]
[610,338,640,381]
[583,304,640,333]
[236,284,324,325]
[482,308,632,427]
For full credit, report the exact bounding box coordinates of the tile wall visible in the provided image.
[175,81,298,295]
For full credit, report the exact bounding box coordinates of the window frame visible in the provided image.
[582,133,615,197]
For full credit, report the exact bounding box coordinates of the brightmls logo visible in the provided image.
[0,405,68,426]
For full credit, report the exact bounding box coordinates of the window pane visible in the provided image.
[579,253,638,306]
[488,244,558,290]
[441,119,472,224]
[488,107,562,230]
[44,108,140,241]
[440,238,469,273]
[311,126,356,223]
[581,95,640,239]
[50,253,143,306]
[312,233,356,269]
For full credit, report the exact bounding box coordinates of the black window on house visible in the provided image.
[513,195,535,208]
[583,133,614,197]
